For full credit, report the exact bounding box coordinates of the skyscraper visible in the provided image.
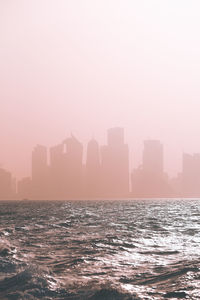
[85,138,101,197]
[143,140,163,175]
[0,168,12,200]
[49,143,64,199]
[101,127,129,197]
[132,140,171,197]
[107,127,124,147]
[17,177,32,200]
[49,136,83,199]
[63,135,83,198]
[182,153,200,197]
[32,145,48,199]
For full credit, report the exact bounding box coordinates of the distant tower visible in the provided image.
[143,140,163,175]
[32,145,48,199]
[107,127,124,146]
[49,143,64,199]
[0,168,12,200]
[49,136,83,199]
[101,127,129,197]
[17,177,32,200]
[63,135,83,198]
[182,153,200,197]
[85,138,100,197]
[132,140,171,197]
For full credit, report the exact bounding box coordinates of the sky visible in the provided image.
[1,0,200,179]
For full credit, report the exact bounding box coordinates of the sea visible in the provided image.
[0,199,199,300]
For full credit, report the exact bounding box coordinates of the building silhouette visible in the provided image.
[17,177,32,199]
[101,128,129,197]
[49,135,83,199]
[182,153,200,197]
[3,128,200,200]
[0,168,13,200]
[32,145,48,199]
[49,142,66,199]
[143,140,163,175]
[85,138,101,198]
[169,172,182,197]
[132,140,172,197]
[63,135,83,198]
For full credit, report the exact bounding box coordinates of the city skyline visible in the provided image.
[0,125,199,179]
[1,2,200,299]
[2,1,200,180]
[1,127,200,199]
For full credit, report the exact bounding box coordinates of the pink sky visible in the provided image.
[1,0,200,179]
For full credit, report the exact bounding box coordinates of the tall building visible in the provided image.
[17,177,32,200]
[107,127,124,147]
[63,135,83,198]
[132,140,171,197]
[143,140,163,175]
[49,143,65,199]
[101,127,129,197]
[85,138,101,197]
[32,145,48,199]
[0,168,12,200]
[49,135,83,199]
[182,153,200,197]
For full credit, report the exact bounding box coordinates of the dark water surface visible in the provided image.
[0,199,200,299]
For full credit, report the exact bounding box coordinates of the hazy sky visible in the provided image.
[1,0,200,179]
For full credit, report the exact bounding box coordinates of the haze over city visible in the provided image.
[1,0,200,180]
[1,2,200,300]
[0,127,200,199]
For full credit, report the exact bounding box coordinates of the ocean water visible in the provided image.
[0,199,200,300]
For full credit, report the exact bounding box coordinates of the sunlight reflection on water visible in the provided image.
[0,199,199,299]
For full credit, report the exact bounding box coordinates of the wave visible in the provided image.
[86,287,140,300]
[139,250,179,256]
[0,200,200,299]
[0,268,61,299]
[0,238,16,257]
[0,268,140,300]
[120,262,199,285]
